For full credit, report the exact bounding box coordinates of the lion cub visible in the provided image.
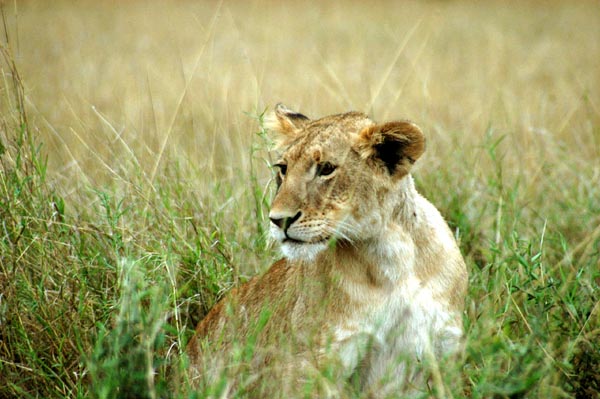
[186,104,468,397]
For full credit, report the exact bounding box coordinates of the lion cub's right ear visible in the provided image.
[263,103,310,148]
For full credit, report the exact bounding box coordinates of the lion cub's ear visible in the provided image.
[263,103,310,148]
[354,121,425,177]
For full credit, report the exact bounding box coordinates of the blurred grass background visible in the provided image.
[0,0,598,398]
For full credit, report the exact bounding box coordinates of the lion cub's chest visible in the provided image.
[328,236,453,374]
[340,274,439,338]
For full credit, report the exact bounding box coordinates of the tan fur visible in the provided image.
[186,104,468,397]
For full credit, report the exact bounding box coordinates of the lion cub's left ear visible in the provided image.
[263,103,310,148]
[354,121,425,177]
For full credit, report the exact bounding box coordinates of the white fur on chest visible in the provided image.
[335,277,452,362]
[333,224,461,387]
[372,277,454,357]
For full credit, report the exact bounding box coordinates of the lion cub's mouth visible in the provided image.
[283,236,330,245]
[283,237,303,244]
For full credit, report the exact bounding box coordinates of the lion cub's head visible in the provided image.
[265,104,425,260]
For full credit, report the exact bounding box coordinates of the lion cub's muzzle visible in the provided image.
[269,209,328,244]
[269,209,330,260]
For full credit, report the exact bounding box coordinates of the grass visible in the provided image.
[0,0,599,397]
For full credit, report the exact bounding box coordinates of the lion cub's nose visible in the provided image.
[270,211,302,231]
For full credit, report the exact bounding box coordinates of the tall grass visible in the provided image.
[1,0,598,398]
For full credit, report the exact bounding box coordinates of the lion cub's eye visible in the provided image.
[275,163,287,176]
[316,162,336,177]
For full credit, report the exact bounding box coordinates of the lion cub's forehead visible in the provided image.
[284,112,372,162]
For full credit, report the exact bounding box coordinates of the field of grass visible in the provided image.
[0,0,598,397]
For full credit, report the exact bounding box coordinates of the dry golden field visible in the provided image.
[8,1,598,188]
[1,0,599,397]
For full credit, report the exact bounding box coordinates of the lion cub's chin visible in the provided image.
[280,240,329,261]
